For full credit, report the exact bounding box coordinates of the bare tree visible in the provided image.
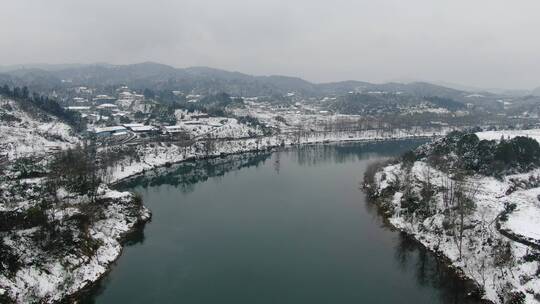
[453,177,479,261]
[202,136,216,157]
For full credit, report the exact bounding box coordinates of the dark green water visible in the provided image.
[87,141,478,304]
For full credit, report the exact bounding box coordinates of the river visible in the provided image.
[86,140,480,304]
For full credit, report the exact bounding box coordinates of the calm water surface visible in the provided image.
[87,141,478,304]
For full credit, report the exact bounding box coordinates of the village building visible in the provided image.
[162,125,191,140]
[92,126,127,137]
[97,103,119,110]
[93,95,116,104]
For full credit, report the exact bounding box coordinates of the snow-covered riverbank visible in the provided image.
[0,128,450,303]
[107,128,448,184]
[0,174,151,303]
[366,131,540,304]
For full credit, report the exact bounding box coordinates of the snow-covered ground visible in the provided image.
[0,97,79,160]
[231,102,371,132]
[175,117,264,139]
[504,203,540,242]
[0,178,150,303]
[0,94,469,303]
[0,91,149,303]
[106,128,448,183]
[498,175,540,245]
[403,107,451,115]
[477,128,540,143]
[370,134,540,303]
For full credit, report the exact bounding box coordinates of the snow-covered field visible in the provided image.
[504,202,540,242]
[477,128,540,143]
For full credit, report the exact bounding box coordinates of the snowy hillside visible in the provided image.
[0,96,79,159]
[0,158,150,303]
[366,130,540,303]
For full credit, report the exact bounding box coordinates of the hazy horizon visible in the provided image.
[2,0,540,90]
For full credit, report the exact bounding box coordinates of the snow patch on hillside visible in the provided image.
[372,159,540,303]
[0,97,79,159]
[0,186,150,303]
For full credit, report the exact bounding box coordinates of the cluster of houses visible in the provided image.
[92,123,190,139]
[63,85,155,125]
[67,103,131,124]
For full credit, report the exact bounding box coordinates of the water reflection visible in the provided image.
[394,232,483,304]
[90,140,485,304]
[292,140,427,167]
[118,152,272,192]
[118,140,427,191]
[365,174,483,304]
[79,223,148,304]
[123,222,147,247]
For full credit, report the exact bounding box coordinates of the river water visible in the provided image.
[87,140,479,304]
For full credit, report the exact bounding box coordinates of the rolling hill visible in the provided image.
[0,62,490,100]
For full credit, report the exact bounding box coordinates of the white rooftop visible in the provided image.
[123,123,145,128]
[93,126,127,133]
[130,126,156,132]
[164,125,184,129]
[97,103,118,108]
[66,106,91,111]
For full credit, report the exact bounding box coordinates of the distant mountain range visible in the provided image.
[0,62,537,99]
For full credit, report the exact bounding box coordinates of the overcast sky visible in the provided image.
[1,0,539,89]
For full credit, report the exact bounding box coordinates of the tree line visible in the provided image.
[416,131,540,177]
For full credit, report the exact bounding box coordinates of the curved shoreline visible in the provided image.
[110,134,435,186]
[70,136,436,304]
[364,191,492,303]
[66,216,151,304]
[361,166,495,304]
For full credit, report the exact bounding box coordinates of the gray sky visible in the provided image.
[1,0,539,89]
